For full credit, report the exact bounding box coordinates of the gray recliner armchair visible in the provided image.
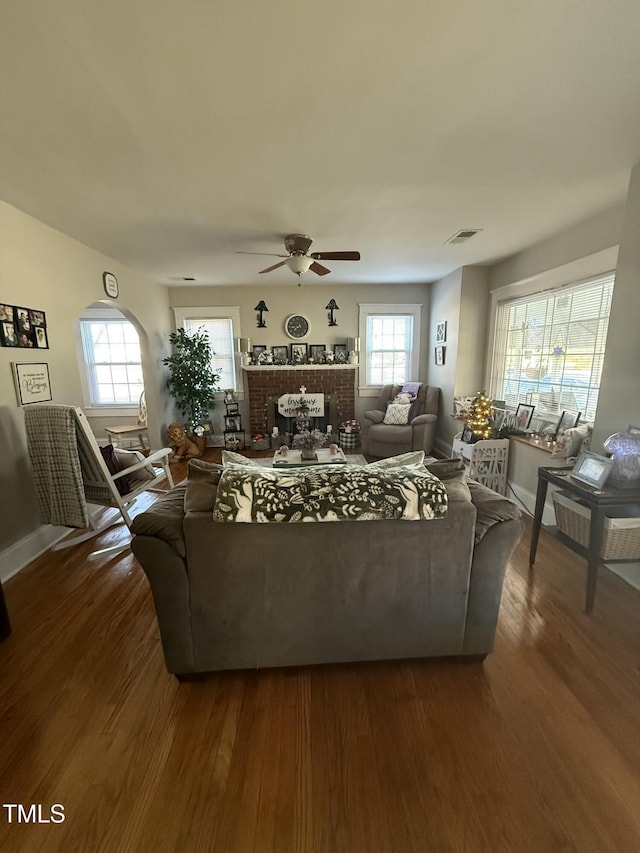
[362,384,440,458]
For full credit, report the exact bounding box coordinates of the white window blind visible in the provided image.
[80,318,143,405]
[182,317,236,391]
[490,273,614,422]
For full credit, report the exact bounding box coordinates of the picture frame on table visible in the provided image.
[515,403,535,430]
[435,345,445,366]
[290,343,307,363]
[571,450,613,490]
[271,345,289,363]
[251,344,267,362]
[461,426,474,443]
[555,410,581,434]
[491,408,507,432]
[436,321,447,344]
[308,344,326,363]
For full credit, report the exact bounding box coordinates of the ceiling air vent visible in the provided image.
[168,276,196,281]
[445,229,483,245]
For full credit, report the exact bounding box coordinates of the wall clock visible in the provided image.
[284,314,310,339]
[103,271,119,298]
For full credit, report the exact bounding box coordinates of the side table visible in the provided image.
[530,466,640,612]
[451,433,509,495]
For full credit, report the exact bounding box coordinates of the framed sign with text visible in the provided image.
[12,362,52,405]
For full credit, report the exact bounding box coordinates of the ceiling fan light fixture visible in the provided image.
[286,255,313,275]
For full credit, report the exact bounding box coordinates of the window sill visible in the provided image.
[84,405,138,417]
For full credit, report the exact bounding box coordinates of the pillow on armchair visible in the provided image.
[383,403,411,425]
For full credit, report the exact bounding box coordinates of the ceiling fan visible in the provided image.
[237,234,360,283]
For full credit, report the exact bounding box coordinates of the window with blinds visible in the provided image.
[182,317,236,391]
[490,273,614,422]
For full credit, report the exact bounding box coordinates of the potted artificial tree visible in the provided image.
[163,327,222,452]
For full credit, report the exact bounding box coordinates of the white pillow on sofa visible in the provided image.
[383,403,410,425]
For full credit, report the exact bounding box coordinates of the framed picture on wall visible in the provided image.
[435,345,445,366]
[12,362,52,405]
[436,321,447,344]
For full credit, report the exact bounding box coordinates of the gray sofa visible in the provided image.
[131,459,523,679]
[362,384,440,457]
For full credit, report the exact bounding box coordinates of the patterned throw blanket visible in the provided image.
[25,404,89,528]
[213,464,448,523]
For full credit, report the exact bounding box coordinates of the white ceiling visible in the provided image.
[2,0,640,287]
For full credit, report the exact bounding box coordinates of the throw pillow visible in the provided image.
[221,450,262,468]
[383,403,410,425]
[100,444,130,496]
[467,480,521,543]
[131,482,187,557]
[113,448,156,483]
[368,451,425,471]
[184,459,224,513]
[552,423,591,459]
[424,458,466,481]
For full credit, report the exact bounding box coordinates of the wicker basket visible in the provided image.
[552,491,640,560]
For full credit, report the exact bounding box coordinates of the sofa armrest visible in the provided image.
[364,410,385,424]
[463,517,524,654]
[131,535,194,673]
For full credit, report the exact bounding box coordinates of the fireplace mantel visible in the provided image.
[243,365,356,372]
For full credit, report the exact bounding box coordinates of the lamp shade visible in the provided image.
[347,337,361,352]
[238,337,251,353]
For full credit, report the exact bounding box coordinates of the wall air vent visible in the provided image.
[445,229,483,245]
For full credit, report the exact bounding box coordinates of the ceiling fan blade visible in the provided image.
[309,261,331,276]
[236,251,288,258]
[259,260,287,274]
[310,251,360,261]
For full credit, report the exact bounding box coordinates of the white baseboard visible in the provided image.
[0,525,68,583]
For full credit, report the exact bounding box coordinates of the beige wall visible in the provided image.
[427,266,491,457]
[169,282,432,425]
[427,269,462,456]
[0,201,172,578]
[593,163,640,449]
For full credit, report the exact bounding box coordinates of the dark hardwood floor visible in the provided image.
[1,451,640,852]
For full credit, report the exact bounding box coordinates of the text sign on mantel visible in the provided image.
[278,394,324,417]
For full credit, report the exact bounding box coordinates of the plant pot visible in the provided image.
[301,448,317,461]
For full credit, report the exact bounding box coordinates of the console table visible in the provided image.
[530,466,640,612]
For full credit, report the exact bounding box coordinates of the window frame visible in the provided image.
[172,306,243,397]
[488,269,615,425]
[77,308,143,414]
[358,303,422,396]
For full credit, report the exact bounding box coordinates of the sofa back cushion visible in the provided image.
[213,464,448,523]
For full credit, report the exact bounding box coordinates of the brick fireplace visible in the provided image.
[244,367,357,436]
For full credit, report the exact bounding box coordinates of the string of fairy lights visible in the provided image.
[464,391,495,440]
